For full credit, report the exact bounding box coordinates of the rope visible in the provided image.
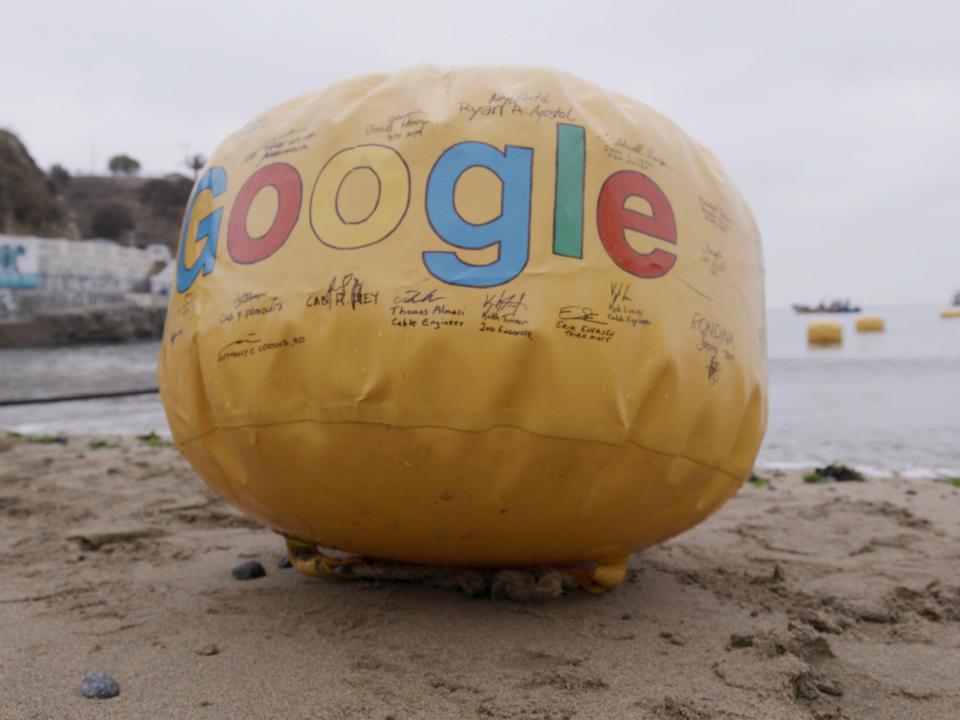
[0,388,159,407]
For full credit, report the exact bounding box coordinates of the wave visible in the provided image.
[755,458,960,480]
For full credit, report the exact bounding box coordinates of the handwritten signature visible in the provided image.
[365,110,428,135]
[233,291,267,309]
[392,288,445,305]
[217,333,260,362]
[177,292,195,317]
[696,337,722,385]
[482,290,527,321]
[609,282,633,305]
[698,246,727,275]
[691,312,734,347]
[306,274,379,310]
[707,354,721,385]
[558,306,607,324]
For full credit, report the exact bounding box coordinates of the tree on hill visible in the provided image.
[184,153,206,179]
[48,164,71,191]
[108,154,141,176]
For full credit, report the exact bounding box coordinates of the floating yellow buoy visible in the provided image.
[157,66,767,591]
[855,315,884,333]
[808,321,843,345]
[941,308,960,319]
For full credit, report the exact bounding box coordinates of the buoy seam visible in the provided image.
[176,416,746,483]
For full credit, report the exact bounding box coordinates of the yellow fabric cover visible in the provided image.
[158,66,767,576]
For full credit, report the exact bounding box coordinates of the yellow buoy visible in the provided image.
[157,66,767,591]
[855,315,884,333]
[941,308,960,319]
[808,321,843,345]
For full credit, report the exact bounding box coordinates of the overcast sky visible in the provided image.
[2,0,957,308]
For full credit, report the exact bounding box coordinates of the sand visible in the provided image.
[1,434,959,719]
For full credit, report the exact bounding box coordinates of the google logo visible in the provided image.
[177,123,678,293]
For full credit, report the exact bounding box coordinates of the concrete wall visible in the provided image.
[0,235,171,318]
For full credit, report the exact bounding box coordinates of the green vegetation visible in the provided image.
[0,129,68,236]
[90,201,136,240]
[138,175,192,208]
[108,154,141,176]
[0,130,194,250]
[803,472,828,484]
[184,153,207,179]
[48,164,71,191]
[946,477,960,488]
[136,431,172,448]
[68,173,190,249]
[815,463,865,482]
[23,434,68,444]
[748,473,770,489]
[88,439,120,450]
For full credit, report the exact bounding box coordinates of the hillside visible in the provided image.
[0,129,191,250]
[63,173,191,250]
[0,130,72,237]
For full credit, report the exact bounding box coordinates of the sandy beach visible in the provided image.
[1,433,959,719]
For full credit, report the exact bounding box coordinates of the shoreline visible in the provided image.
[755,459,960,482]
[0,302,166,348]
[2,434,959,718]
[3,421,958,482]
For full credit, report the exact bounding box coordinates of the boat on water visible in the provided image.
[792,299,861,314]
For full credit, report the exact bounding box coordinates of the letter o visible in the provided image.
[310,145,410,249]
[227,163,302,264]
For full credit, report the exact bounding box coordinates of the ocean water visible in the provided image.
[1,305,958,477]
[758,306,960,477]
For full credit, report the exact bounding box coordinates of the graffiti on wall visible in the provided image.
[0,242,40,289]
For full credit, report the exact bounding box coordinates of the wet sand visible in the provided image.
[1,434,959,719]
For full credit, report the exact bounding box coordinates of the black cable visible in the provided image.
[0,388,160,407]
